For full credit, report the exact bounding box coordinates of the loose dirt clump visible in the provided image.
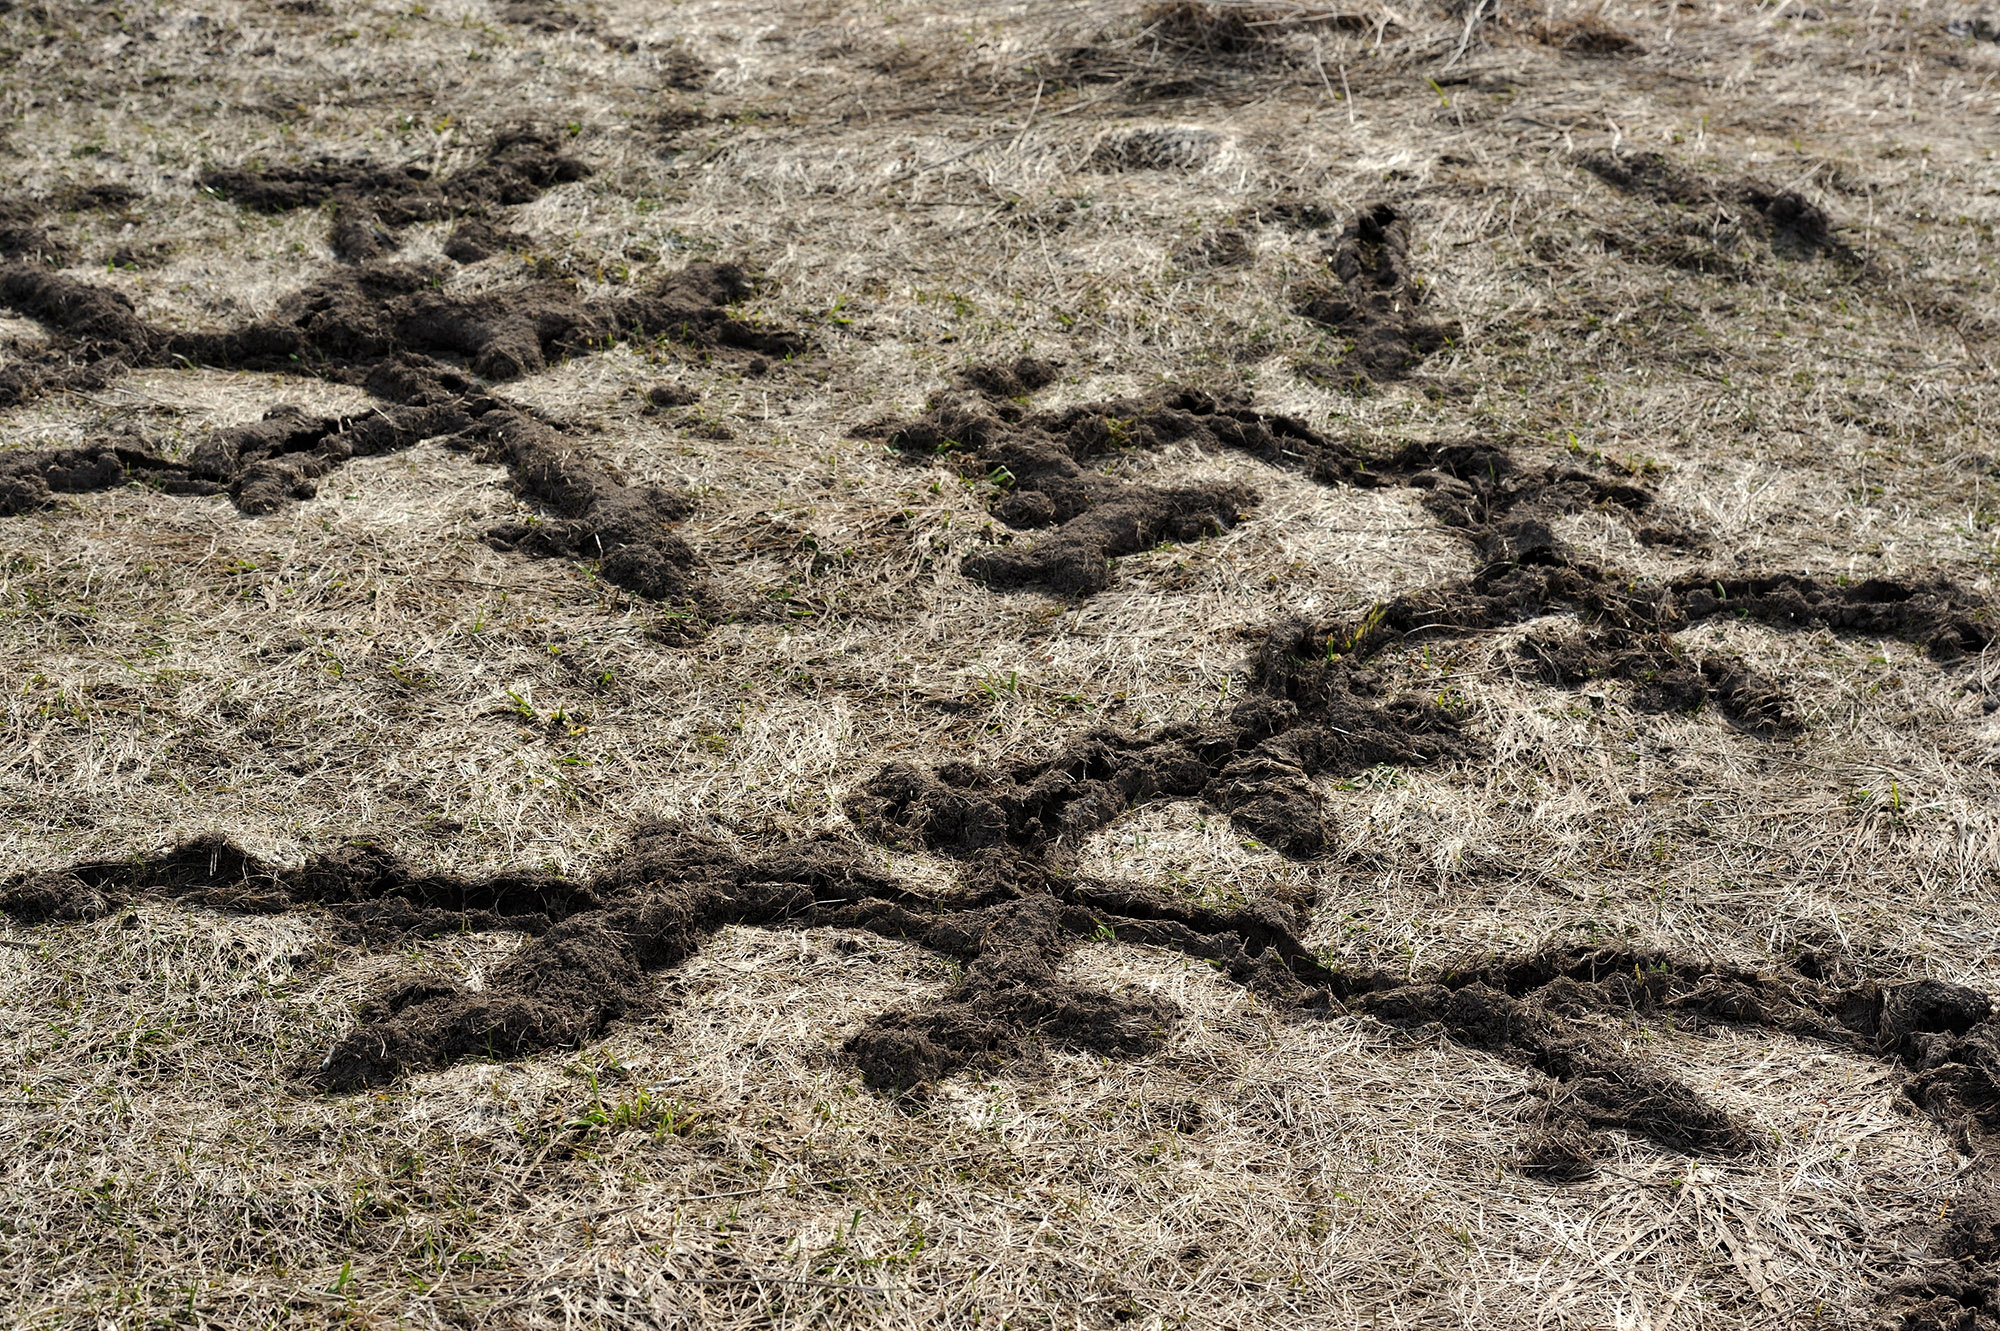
[17,823,2000,1222]
[848,681,1470,861]
[0,199,65,264]
[1294,203,1459,384]
[0,380,708,602]
[1515,626,1799,733]
[0,258,802,602]
[0,185,143,265]
[957,356,1060,399]
[15,822,2000,1324]
[201,128,589,263]
[1580,149,1851,264]
[0,257,800,394]
[1271,561,1990,736]
[883,374,1987,747]
[885,391,1269,596]
[1140,1,1277,56]
[495,0,595,34]
[883,383,1701,596]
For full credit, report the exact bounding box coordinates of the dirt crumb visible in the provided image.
[1294,203,1459,384]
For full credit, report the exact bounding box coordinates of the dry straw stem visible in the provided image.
[2,0,1999,1324]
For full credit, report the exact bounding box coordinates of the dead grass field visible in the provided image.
[2,0,2000,1325]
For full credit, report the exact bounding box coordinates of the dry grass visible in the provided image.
[3,0,2000,1324]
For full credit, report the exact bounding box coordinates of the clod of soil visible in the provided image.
[1537,14,1639,54]
[201,128,589,262]
[0,257,800,603]
[849,677,1469,861]
[0,258,800,396]
[1579,150,1851,262]
[0,185,142,265]
[1272,562,1990,735]
[883,384,1700,597]
[14,823,2000,1324]
[958,356,1060,399]
[443,217,532,263]
[13,825,2000,1207]
[0,199,67,264]
[1294,203,1459,383]
[1515,627,1798,733]
[887,391,1279,596]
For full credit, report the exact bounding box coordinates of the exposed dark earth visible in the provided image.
[2,0,1997,1324]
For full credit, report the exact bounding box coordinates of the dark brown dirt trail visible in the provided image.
[0,160,802,605]
[200,128,589,263]
[8,824,1999,1238]
[1293,203,1459,384]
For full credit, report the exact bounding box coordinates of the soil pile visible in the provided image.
[10,826,1999,1206]
[200,129,589,263]
[885,386,1277,596]
[0,217,801,604]
[882,380,1706,599]
[1294,203,1459,383]
[1580,150,1851,265]
[0,185,143,266]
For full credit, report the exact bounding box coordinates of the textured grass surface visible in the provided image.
[2,0,1999,1324]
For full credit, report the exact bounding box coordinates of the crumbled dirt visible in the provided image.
[875,375,1991,843]
[0,381,707,602]
[469,401,704,604]
[1579,150,1851,262]
[844,560,1990,858]
[442,216,532,263]
[1293,203,1459,384]
[200,128,589,262]
[957,356,1060,399]
[3,1,1998,1320]
[15,823,2000,1198]
[0,184,141,264]
[1275,562,1990,734]
[848,684,1469,861]
[1141,1,1278,56]
[885,391,1270,596]
[0,198,66,264]
[0,258,798,600]
[0,258,799,396]
[1515,627,1799,733]
[883,384,1700,596]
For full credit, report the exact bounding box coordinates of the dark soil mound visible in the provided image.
[201,129,589,263]
[878,377,1986,746]
[0,257,800,394]
[958,356,1060,399]
[886,391,1283,596]
[1294,203,1459,384]
[0,255,799,604]
[12,822,1999,1323]
[1579,150,1852,264]
[0,185,144,265]
[0,198,67,264]
[11,828,1998,1183]
[849,681,1469,861]
[881,384,1706,598]
[1,362,705,604]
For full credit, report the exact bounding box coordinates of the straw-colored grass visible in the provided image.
[2,0,1998,1324]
